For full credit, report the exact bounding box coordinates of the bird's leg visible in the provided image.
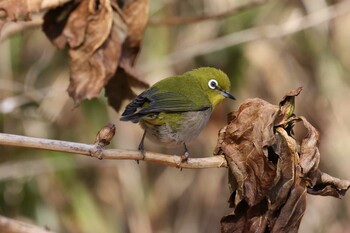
[137,129,147,163]
[182,143,189,162]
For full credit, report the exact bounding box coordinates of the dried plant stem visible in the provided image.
[148,0,267,26]
[0,215,55,233]
[0,133,227,169]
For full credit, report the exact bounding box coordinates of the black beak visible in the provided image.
[218,88,236,100]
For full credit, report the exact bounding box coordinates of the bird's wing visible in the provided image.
[120,87,210,123]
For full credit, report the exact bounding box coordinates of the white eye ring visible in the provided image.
[208,79,218,90]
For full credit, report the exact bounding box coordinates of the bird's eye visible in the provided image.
[208,79,218,90]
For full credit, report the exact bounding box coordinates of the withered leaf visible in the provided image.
[221,200,268,233]
[105,0,149,111]
[120,0,149,65]
[217,88,350,233]
[307,170,350,198]
[65,0,116,101]
[268,128,297,212]
[220,98,278,207]
[105,69,136,111]
[43,0,149,110]
[42,1,78,49]
[270,182,306,233]
[44,0,119,103]
[279,86,302,121]
[298,116,320,186]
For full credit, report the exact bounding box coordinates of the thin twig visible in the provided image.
[0,215,55,233]
[148,0,267,26]
[138,0,350,75]
[0,133,228,169]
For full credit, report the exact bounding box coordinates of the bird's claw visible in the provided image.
[136,147,146,164]
[181,151,189,162]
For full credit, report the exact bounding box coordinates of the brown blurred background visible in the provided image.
[1,0,350,232]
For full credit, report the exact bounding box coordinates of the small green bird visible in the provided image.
[120,67,235,160]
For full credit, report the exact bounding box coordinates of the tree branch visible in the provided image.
[0,133,228,169]
[148,0,267,26]
[0,215,55,233]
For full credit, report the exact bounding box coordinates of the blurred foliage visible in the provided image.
[1,0,350,232]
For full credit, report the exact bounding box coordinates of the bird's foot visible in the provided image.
[136,146,146,164]
[180,151,189,163]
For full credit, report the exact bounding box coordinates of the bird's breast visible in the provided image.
[140,109,212,146]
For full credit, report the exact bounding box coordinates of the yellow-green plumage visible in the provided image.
[120,67,235,158]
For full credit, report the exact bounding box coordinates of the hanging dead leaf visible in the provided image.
[298,116,320,186]
[105,69,136,111]
[105,0,149,111]
[65,0,116,101]
[42,1,78,49]
[43,0,149,110]
[220,99,279,208]
[216,87,350,233]
[307,170,350,198]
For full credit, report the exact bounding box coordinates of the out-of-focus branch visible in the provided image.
[139,0,350,74]
[0,133,228,169]
[0,215,55,233]
[148,0,267,26]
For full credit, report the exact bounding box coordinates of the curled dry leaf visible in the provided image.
[42,2,78,49]
[43,0,149,110]
[215,87,350,233]
[105,0,149,111]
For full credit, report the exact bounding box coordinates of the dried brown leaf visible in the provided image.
[105,0,149,111]
[221,201,268,233]
[42,1,78,49]
[279,87,302,119]
[298,116,320,186]
[122,0,149,57]
[43,0,149,110]
[218,87,350,233]
[270,182,306,233]
[64,0,116,101]
[105,69,136,111]
[268,128,297,212]
[307,170,350,198]
[220,98,278,207]
[43,0,118,102]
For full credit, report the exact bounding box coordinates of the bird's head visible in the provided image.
[188,67,235,108]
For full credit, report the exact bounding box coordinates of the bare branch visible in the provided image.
[0,133,228,169]
[148,0,267,26]
[0,215,55,233]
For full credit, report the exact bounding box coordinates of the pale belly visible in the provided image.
[139,109,211,146]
